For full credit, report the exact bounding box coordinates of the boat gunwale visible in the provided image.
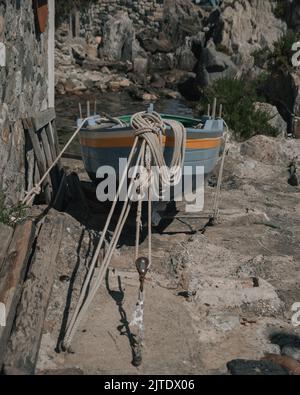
[78,113,224,136]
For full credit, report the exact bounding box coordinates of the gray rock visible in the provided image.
[254,102,287,136]
[227,359,288,375]
[240,135,284,165]
[176,37,197,71]
[199,44,238,84]
[163,0,203,46]
[213,0,287,65]
[99,12,140,62]
[150,52,175,71]
[133,57,148,75]
[282,345,300,362]
[179,43,238,99]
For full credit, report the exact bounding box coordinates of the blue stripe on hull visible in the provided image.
[81,146,221,180]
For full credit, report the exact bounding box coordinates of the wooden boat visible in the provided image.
[78,111,224,185]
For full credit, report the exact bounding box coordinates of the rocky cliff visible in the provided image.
[55,0,300,128]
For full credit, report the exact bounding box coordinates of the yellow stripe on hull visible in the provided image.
[80,136,222,150]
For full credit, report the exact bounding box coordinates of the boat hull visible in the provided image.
[80,115,223,200]
[79,116,224,185]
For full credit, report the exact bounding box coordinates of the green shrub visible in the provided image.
[269,30,300,71]
[215,44,231,56]
[252,30,300,72]
[200,78,279,140]
[273,1,288,20]
[252,48,272,69]
[0,189,27,226]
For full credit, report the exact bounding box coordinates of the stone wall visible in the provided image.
[81,0,165,36]
[0,1,50,204]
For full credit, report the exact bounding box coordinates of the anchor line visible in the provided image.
[61,111,187,355]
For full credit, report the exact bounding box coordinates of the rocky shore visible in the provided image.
[33,134,300,374]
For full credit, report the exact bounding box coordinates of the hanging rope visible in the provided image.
[61,111,187,356]
[211,121,229,222]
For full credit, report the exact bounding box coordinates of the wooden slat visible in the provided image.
[40,127,59,194]
[50,120,61,161]
[23,119,52,204]
[40,128,53,169]
[31,108,56,132]
[0,224,14,272]
[2,215,64,375]
[25,149,35,194]
[49,120,63,184]
[45,122,57,162]
[0,221,36,368]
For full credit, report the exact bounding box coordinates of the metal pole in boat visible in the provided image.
[147,103,154,113]
[207,103,211,117]
[219,104,223,118]
[94,100,97,115]
[212,97,217,119]
[79,103,82,119]
[87,101,90,118]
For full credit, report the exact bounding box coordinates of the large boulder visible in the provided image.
[178,72,203,101]
[254,102,287,137]
[214,0,287,56]
[199,43,238,82]
[176,38,198,71]
[163,0,203,47]
[137,31,173,54]
[149,52,175,72]
[261,70,300,132]
[178,43,238,100]
[240,135,285,165]
[99,12,146,62]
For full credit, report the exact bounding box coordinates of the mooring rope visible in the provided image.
[211,121,229,222]
[22,115,125,206]
[22,117,91,206]
[61,111,187,358]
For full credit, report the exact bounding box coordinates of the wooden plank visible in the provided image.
[40,127,53,169]
[45,122,57,162]
[31,108,56,132]
[0,224,14,272]
[62,152,82,160]
[23,119,52,204]
[25,149,35,194]
[33,160,40,188]
[50,120,61,163]
[36,131,52,197]
[24,128,35,194]
[2,215,64,375]
[40,127,59,194]
[0,221,36,368]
